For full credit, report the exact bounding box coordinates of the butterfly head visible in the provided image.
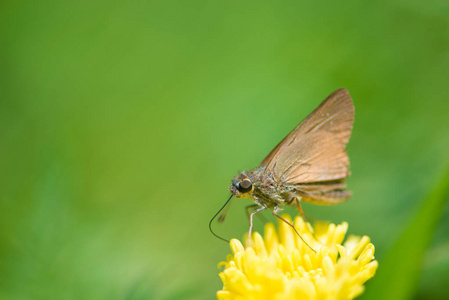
[229,171,254,199]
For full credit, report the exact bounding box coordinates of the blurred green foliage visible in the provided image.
[1,1,449,299]
[364,163,449,300]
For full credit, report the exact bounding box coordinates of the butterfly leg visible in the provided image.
[245,204,259,220]
[247,206,267,247]
[294,199,322,244]
[272,206,316,253]
[287,194,307,222]
[295,198,306,221]
[245,204,268,224]
[217,198,233,223]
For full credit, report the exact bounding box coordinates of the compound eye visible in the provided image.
[237,179,252,193]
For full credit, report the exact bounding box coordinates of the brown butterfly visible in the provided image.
[210,89,354,250]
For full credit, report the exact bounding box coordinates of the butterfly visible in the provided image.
[210,88,354,250]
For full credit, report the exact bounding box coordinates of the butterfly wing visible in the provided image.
[260,88,354,204]
[269,131,350,183]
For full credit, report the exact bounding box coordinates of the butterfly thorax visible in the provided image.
[229,167,293,207]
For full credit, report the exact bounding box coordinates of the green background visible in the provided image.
[1,1,449,299]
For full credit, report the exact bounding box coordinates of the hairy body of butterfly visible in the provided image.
[230,167,351,209]
[229,168,291,206]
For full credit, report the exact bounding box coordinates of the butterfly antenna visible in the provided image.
[209,195,233,243]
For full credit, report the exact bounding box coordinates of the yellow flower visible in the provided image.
[217,215,378,300]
